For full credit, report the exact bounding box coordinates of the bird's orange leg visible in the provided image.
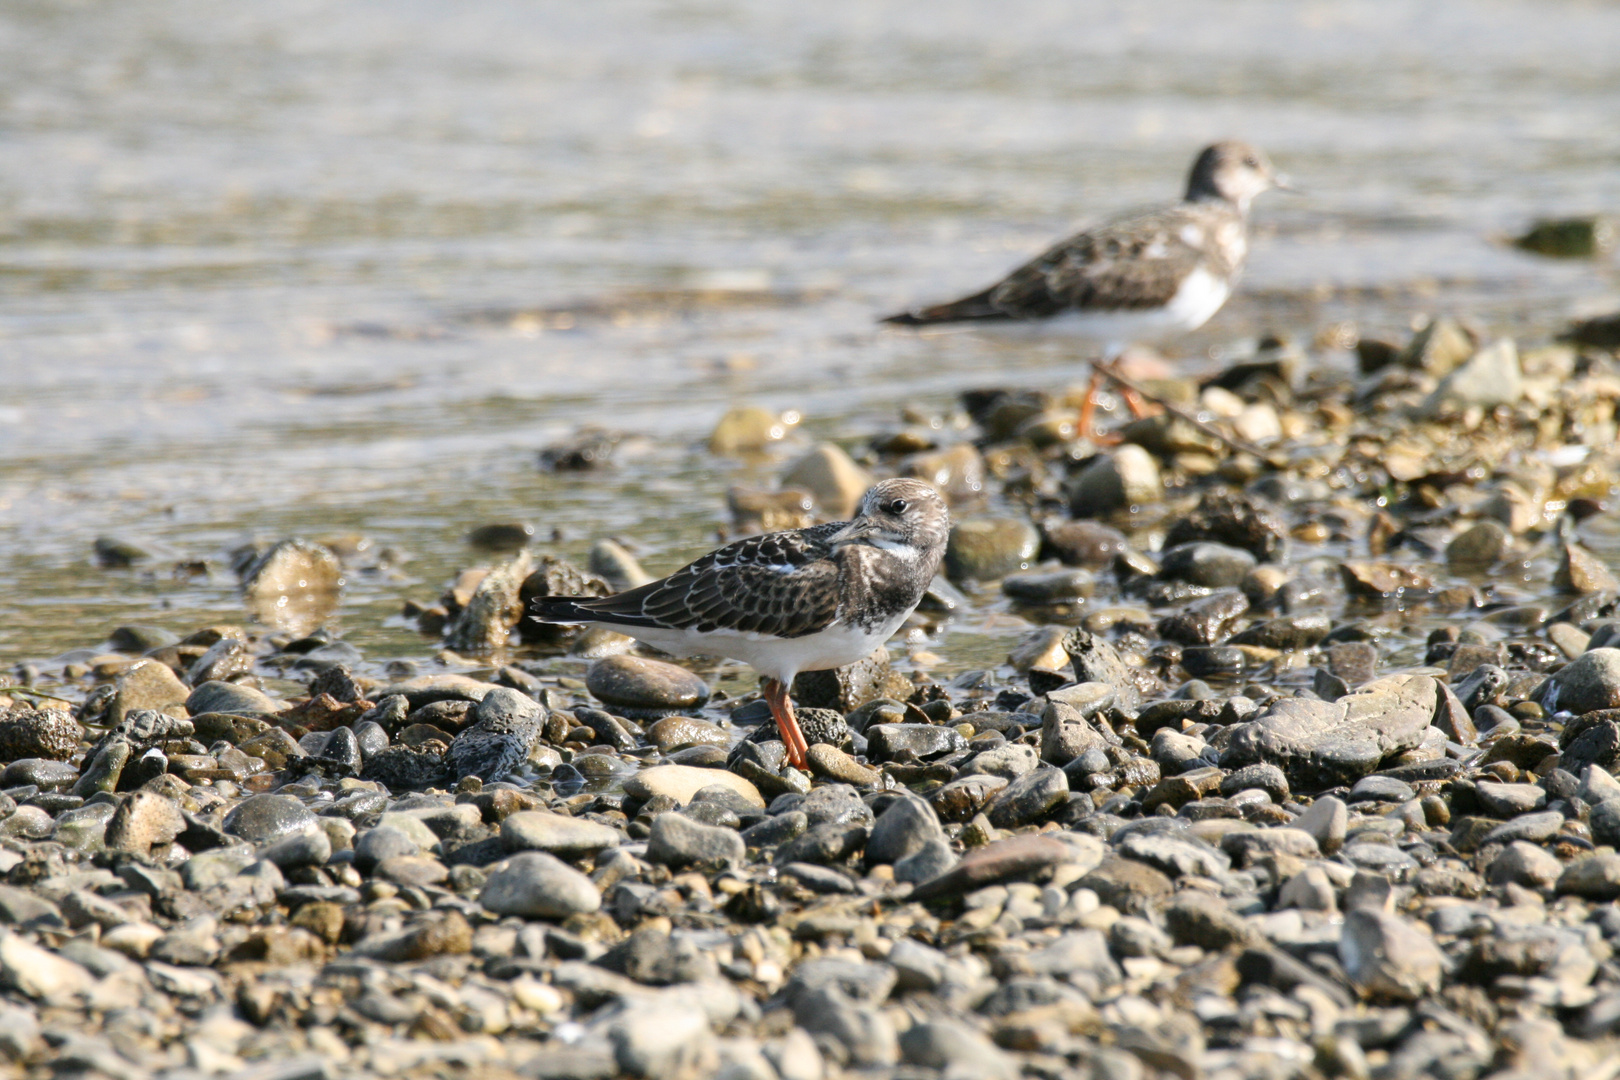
[763,678,810,770]
[1108,359,1154,419]
[1077,365,1105,441]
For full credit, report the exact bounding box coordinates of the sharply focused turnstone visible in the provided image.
[884,142,1289,427]
[531,478,950,769]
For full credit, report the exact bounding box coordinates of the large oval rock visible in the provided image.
[186,681,284,719]
[944,519,1040,582]
[502,811,622,858]
[1069,446,1163,516]
[645,716,728,753]
[0,709,80,762]
[1553,649,1620,715]
[623,764,763,808]
[782,443,874,519]
[1221,674,1438,790]
[478,852,601,918]
[866,724,966,762]
[222,794,318,844]
[586,656,710,718]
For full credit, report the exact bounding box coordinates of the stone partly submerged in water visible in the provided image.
[1515,214,1617,258]
[445,549,533,651]
[237,538,343,634]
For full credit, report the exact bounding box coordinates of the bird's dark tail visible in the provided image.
[529,596,598,624]
[881,287,1007,326]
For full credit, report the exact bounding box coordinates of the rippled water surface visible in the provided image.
[3,0,1619,672]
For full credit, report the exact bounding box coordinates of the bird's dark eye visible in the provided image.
[885,498,908,514]
[1243,156,1259,168]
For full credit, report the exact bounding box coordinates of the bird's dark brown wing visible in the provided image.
[531,522,846,639]
[987,206,1214,317]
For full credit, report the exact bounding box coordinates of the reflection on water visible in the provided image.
[1,0,1618,670]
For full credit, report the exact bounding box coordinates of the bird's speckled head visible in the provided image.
[1186,141,1286,213]
[839,478,951,558]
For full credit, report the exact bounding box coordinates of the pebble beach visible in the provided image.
[3,304,1620,1079]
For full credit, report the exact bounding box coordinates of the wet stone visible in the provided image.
[645,715,727,752]
[1228,613,1332,651]
[1,759,78,790]
[1181,646,1249,678]
[985,766,1068,828]
[865,723,965,761]
[1062,628,1133,687]
[1069,445,1163,516]
[1042,520,1129,568]
[1328,641,1378,686]
[360,744,449,791]
[1163,489,1288,562]
[1002,568,1095,603]
[186,680,283,718]
[944,518,1041,582]
[586,656,710,718]
[782,442,873,519]
[805,744,880,786]
[1157,589,1249,646]
[1554,649,1620,715]
[1557,542,1620,595]
[793,650,912,713]
[1447,520,1509,569]
[1157,542,1257,589]
[222,794,318,844]
[930,774,1009,823]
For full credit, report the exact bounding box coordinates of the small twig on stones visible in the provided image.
[1,685,75,705]
[1088,359,1272,460]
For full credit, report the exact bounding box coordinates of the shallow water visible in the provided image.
[2,0,1619,674]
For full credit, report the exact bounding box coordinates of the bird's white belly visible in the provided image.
[588,618,902,683]
[981,265,1232,343]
